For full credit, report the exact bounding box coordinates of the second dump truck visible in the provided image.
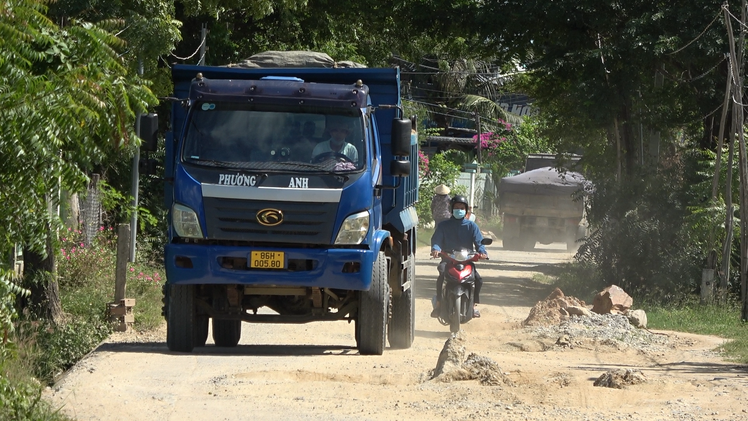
[499,165,587,252]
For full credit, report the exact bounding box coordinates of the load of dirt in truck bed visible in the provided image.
[226,51,366,69]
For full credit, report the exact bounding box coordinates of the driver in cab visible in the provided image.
[311,117,358,163]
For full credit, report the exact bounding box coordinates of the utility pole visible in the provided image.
[198,23,208,66]
[724,2,748,320]
[129,59,143,262]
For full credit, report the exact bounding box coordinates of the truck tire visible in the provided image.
[166,284,196,353]
[388,257,415,349]
[502,237,521,251]
[522,237,536,251]
[450,294,461,333]
[194,315,209,347]
[357,251,389,355]
[212,318,241,347]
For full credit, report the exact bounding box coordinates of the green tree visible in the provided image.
[0,0,157,322]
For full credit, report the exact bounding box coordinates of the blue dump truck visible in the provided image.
[160,59,418,355]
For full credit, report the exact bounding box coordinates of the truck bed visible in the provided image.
[500,192,583,219]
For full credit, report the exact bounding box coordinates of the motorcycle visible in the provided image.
[434,238,492,333]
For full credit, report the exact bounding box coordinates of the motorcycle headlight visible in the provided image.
[172,203,204,239]
[334,211,369,245]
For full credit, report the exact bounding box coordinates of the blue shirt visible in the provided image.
[431,217,487,254]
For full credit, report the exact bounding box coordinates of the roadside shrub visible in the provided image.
[0,369,69,421]
[574,150,711,302]
[17,316,111,383]
[57,227,116,289]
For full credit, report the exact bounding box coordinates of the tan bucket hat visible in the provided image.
[435,184,450,195]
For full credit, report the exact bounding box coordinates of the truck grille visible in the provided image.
[203,198,337,244]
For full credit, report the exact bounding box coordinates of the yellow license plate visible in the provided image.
[250,251,285,269]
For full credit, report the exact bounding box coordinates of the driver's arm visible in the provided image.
[472,225,488,257]
[347,144,359,162]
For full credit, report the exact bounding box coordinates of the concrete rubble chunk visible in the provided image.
[429,332,512,386]
[565,305,592,317]
[626,309,648,328]
[591,284,633,314]
[522,287,587,327]
[593,368,647,389]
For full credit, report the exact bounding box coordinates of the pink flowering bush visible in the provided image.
[418,149,430,176]
[470,118,528,180]
[57,227,116,289]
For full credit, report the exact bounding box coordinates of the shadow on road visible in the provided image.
[572,361,748,380]
[94,342,359,356]
[414,329,453,340]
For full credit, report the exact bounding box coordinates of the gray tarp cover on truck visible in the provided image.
[226,51,367,69]
[499,167,586,196]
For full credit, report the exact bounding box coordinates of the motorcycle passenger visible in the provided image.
[430,195,488,318]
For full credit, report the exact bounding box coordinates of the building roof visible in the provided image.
[425,135,476,145]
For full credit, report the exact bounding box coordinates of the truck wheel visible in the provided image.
[450,294,461,333]
[502,237,521,251]
[522,237,536,251]
[194,315,209,347]
[388,257,415,349]
[357,251,389,355]
[166,284,196,353]
[212,318,241,347]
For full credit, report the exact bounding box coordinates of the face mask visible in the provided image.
[453,209,466,219]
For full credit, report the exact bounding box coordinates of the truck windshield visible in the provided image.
[182,103,366,173]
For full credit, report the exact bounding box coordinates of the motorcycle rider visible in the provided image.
[430,195,489,318]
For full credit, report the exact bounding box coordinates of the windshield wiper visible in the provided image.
[185,158,234,168]
[277,161,353,178]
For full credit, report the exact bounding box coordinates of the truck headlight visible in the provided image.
[172,203,203,238]
[334,211,369,245]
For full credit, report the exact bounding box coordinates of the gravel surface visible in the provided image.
[530,312,671,353]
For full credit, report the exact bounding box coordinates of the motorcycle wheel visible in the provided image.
[450,294,461,333]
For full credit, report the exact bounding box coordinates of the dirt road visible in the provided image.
[45,242,748,421]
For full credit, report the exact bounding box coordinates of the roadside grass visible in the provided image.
[532,273,556,285]
[0,356,72,421]
[644,301,748,363]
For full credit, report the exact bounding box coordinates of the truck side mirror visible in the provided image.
[390,160,410,177]
[391,118,412,156]
[139,113,159,152]
[481,238,493,246]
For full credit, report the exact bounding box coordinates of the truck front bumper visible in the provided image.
[165,244,376,291]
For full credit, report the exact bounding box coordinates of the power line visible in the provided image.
[170,36,206,61]
[406,99,475,116]
[668,9,721,55]
[724,5,748,31]
[405,99,504,126]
